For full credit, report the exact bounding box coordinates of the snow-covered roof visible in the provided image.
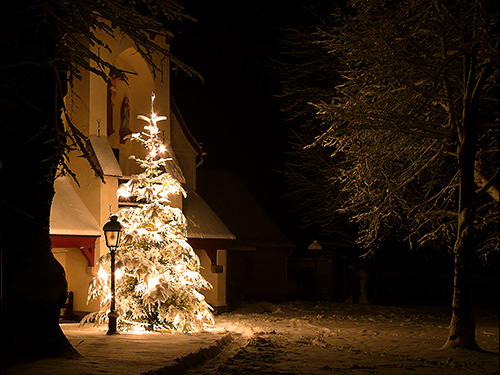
[164,142,186,184]
[196,170,294,247]
[50,176,102,237]
[170,97,204,156]
[184,188,235,240]
[89,135,123,177]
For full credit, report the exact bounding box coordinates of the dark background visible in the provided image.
[170,0,319,247]
[168,2,499,307]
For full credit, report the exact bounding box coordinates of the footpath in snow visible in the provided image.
[2,323,232,375]
[2,301,498,375]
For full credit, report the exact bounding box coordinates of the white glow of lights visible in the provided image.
[86,93,214,333]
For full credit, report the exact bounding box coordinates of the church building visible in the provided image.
[49,23,234,317]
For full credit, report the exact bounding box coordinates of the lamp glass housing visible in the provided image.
[103,215,123,248]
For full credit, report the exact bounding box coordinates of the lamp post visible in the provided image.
[308,240,323,305]
[103,215,123,335]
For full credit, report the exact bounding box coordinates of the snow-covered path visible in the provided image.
[187,301,499,375]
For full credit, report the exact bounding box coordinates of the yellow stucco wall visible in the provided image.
[194,249,227,309]
[56,24,220,318]
[52,249,100,313]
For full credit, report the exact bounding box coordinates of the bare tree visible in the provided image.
[1,0,196,364]
[278,0,498,349]
[275,23,351,238]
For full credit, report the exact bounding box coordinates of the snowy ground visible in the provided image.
[194,301,499,375]
[3,301,498,375]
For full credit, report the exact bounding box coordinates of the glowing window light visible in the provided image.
[117,185,132,198]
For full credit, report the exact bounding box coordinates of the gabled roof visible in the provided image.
[170,97,204,157]
[89,135,123,177]
[184,188,235,240]
[50,176,102,237]
[164,142,186,184]
[196,170,294,248]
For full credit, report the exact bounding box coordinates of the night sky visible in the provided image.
[170,0,320,246]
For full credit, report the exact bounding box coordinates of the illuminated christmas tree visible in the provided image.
[86,93,214,332]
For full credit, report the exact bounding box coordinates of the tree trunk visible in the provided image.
[1,3,78,364]
[1,97,79,367]
[442,207,480,350]
[442,53,481,350]
[1,190,78,365]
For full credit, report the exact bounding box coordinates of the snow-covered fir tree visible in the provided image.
[85,93,214,332]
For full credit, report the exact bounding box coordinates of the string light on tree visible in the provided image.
[85,93,214,333]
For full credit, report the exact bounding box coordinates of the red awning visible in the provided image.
[51,235,99,267]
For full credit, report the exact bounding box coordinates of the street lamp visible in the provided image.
[103,215,123,335]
